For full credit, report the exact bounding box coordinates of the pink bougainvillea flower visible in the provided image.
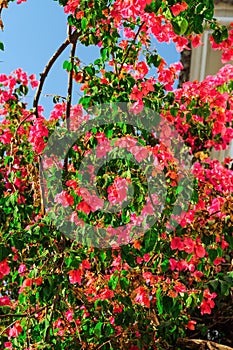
[18,264,27,276]
[134,286,150,308]
[28,117,48,154]
[99,287,114,300]
[54,190,74,207]
[130,100,144,115]
[34,277,43,286]
[135,61,149,79]
[108,177,131,205]
[81,259,91,270]
[64,0,80,14]
[95,140,112,158]
[66,309,74,322]
[8,322,23,338]
[29,74,38,88]
[18,278,33,294]
[0,128,13,144]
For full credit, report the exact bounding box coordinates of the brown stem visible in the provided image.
[66,26,77,131]
[33,31,80,117]
[63,28,77,173]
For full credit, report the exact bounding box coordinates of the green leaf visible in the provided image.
[81,17,88,30]
[172,17,188,35]
[85,66,95,76]
[120,277,130,291]
[161,259,169,272]
[186,295,192,308]
[208,249,218,262]
[108,274,119,290]
[0,42,4,51]
[220,280,229,296]
[212,26,228,44]
[79,95,91,109]
[94,321,103,338]
[156,288,163,315]
[104,323,114,336]
[208,279,218,291]
[100,48,109,61]
[144,0,162,13]
[175,185,184,195]
[19,84,29,96]
[63,60,72,71]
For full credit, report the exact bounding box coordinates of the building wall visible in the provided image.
[188,1,233,160]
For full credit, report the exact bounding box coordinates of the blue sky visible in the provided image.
[0,0,180,118]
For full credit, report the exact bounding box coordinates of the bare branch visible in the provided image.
[177,338,233,350]
[66,26,77,130]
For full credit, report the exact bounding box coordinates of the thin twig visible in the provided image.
[0,305,48,319]
[39,155,46,216]
[118,22,145,76]
[44,286,61,343]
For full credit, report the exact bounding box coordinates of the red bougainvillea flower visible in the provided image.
[200,299,215,315]
[0,259,10,279]
[186,320,197,330]
[0,296,12,306]
[191,34,203,48]
[171,237,184,251]
[200,289,217,315]
[76,201,91,215]
[170,2,188,16]
[69,269,82,285]
[194,242,206,258]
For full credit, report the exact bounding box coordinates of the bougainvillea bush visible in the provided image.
[0,0,233,349]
